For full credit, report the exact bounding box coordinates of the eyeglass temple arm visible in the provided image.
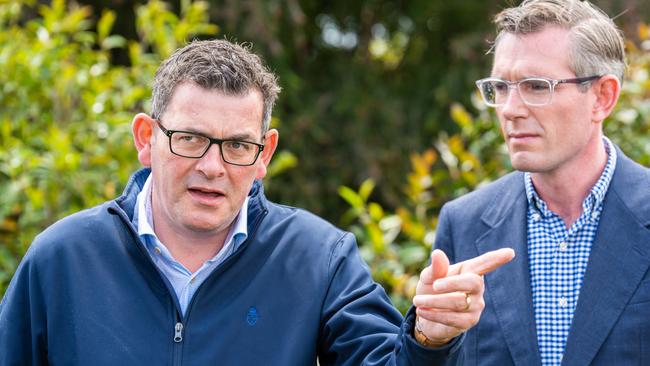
[556,75,602,85]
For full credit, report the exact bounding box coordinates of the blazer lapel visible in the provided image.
[562,154,650,366]
[476,176,541,366]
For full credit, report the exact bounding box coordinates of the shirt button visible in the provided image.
[559,297,568,307]
[154,247,162,254]
[190,277,196,284]
[532,213,541,221]
[559,242,568,251]
[591,211,599,220]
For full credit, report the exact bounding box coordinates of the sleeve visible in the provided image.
[316,232,462,365]
[0,246,49,366]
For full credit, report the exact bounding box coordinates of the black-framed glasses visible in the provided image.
[475,75,601,107]
[154,119,265,166]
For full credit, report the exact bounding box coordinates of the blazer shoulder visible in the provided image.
[443,171,524,217]
[609,150,650,222]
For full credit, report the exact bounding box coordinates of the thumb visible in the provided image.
[431,249,450,283]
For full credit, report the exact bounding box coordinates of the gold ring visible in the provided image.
[464,293,471,311]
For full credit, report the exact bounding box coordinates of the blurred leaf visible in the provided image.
[338,186,364,209]
[358,179,375,202]
[96,9,115,41]
[368,202,384,221]
[450,103,473,130]
[398,245,427,267]
[101,35,126,49]
[267,150,298,178]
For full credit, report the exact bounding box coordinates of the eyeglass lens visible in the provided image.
[170,131,259,165]
[480,79,552,106]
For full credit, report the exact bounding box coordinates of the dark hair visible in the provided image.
[151,39,281,133]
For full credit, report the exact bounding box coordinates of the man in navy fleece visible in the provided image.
[0,39,513,365]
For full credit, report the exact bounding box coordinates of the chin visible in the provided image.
[190,221,226,233]
[510,156,543,173]
[512,162,554,174]
[180,215,224,233]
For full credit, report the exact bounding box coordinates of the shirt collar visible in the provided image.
[133,174,249,262]
[524,137,617,218]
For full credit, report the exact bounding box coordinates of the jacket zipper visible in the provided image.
[174,322,184,343]
[172,313,184,366]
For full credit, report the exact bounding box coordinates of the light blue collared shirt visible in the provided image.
[133,175,248,316]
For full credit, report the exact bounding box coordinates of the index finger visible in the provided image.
[448,248,515,276]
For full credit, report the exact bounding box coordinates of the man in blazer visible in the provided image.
[432,0,650,364]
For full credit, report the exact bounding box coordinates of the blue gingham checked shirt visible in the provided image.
[525,137,616,366]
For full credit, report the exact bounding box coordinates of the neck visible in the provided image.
[531,137,608,228]
[154,227,228,273]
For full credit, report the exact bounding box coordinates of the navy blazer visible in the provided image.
[435,147,650,365]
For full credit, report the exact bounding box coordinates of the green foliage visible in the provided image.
[204,0,505,221]
[604,24,650,164]
[341,26,650,314]
[340,99,510,313]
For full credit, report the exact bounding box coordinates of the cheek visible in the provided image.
[226,167,260,193]
[152,153,192,186]
[495,115,508,139]
[254,162,268,180]
[549,108,584,135]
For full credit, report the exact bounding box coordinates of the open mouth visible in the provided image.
[188,187,225,201]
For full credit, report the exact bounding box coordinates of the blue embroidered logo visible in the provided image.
[246,306,259,326]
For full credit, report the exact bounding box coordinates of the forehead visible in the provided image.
[492,26,574,78]
[163,82,264,136]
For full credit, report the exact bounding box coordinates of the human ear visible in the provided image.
[255,129,279,180]
[591,75,620,123]
[132,113,155,167]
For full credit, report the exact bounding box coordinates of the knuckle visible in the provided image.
[470,314,481,326]
[477,298,486,311]
[470,273,484,285]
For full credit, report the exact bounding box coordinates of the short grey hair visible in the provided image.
[151,39,281,133]
[492,0,626,83]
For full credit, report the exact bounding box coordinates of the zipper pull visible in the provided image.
[174,322,184,343]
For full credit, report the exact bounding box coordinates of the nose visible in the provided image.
[194,143,226,178]
[499,85,528,121]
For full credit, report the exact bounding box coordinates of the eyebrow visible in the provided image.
[491,67,549,80]
[225,133,260,142]
[176,127,259,142]
[489,75,549,81]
